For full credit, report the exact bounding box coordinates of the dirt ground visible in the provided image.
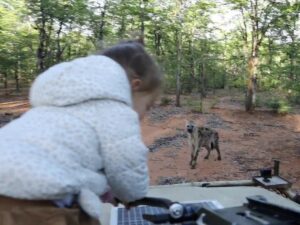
[142,93,300,194]
[0,92,299,193]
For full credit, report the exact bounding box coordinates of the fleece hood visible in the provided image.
[30,55,132,107]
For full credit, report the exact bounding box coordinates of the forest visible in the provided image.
[0,0,299,112]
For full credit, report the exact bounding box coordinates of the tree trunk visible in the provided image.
[199,62,206,98]
[56,21,63,63]
[154,26,161,56]
[67,44,72,60]
[222,67,227,90]
[37,28,46,72]
[287,17,297,80]
[268,38,273,65]
[3,72,8,95]
[175,29,181,107]
[245,0,260,112]
[187,39,195,93]
[289,53,295,80]
[289,36,296,80]
[15,62,20,93]
[36,4,47,73]
[140,0,145,37]
[119,14,126,39]
[245,56,258,112]
[97,3,107,49]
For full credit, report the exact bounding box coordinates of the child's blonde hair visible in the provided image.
[98,40,163,93]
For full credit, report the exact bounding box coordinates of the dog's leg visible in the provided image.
[190,143,199,169]
[190,156,197,169]
[190,140,203,169]
[188,134,195,166]
[189,143,195,166]
[190,132,198,168]
[204,146,211,159]
[215,141,221,160]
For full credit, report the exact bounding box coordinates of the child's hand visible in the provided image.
[100,190,119,206]
[100,190,132,209]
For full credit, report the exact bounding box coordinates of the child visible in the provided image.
[0,40,162,225]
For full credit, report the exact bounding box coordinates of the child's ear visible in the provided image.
[131,78,142,91]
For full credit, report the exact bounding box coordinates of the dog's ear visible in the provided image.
[187,120,195,125]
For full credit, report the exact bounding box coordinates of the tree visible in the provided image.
[26,0,89,71]
[2,0,298,101]
[228,0,289,111]
[0,0,37,92]
[88,0,109,49]
[274,1,300,81]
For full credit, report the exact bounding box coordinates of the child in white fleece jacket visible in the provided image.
[0,40,162,225]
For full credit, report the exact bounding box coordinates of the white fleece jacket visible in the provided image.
[0,55,149,219]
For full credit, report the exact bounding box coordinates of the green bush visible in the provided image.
[185,98,203,113]
[283,81,300,105]
[267,99,291,115]
[255,95,262,107]
[260,76,281,90]
[160,96,172,106]
[287,92,300,105]
[229,76,246,89]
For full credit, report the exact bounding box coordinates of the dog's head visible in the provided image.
[186,120,195,134]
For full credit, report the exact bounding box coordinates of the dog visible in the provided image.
[186,121,221,169]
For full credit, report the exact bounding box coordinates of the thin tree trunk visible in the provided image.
[154,26,161,56]
[140,0,145,37]
[268,38,273,65]
[175,29,181,107]
[245,0,259,112]
[289,36,296,80]
[36,2,47,73]
[286,12,297,80]
[289,53,295,80]
[3,72,8,95]
[200,62,206,98]
[15,61,20,92]
[245,55,258,112]
[37,24,46,72]
[67,44,72,59]
[97,3,107,49]
[188,39,195,93]
[45,18,54,67]
[56,21,63,62]
[223,68,229,90]
[119,14,126,39]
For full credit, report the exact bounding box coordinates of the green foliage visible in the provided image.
[183,98,203,113]
[0,0,37,85]
[61,32,94,60]
[267,98,291,115]
[229,76,246,89]
[260,76,281,90]
[255,95,262,108]
[286,84,300,105]
[287,93,300,105]
[0,0,299,100]
[160,96,172,106]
